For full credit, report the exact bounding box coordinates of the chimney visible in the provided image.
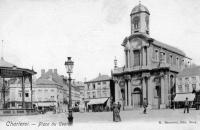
[99,73,101,77]
[54,69,57,75]
[48,69,53,74]
[48,75,53,81]
[41,69,45,77]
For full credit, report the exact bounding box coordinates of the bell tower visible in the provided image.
[130,2,150,35]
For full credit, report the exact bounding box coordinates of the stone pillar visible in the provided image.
[124,81,128,106]
[128,50,131,68]
[29,76,33,109]
[160,73,166,108]
[114,81,120,103]
[147,76,153,109]
[142,47,146,66]
[128,79,132,107]
[22,77,25,108]
[142,78,146,99]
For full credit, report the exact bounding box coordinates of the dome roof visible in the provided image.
[131,3,150,15]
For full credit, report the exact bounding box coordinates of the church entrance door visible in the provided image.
[131,87,142,108]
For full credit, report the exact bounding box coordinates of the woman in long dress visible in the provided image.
[113,102,121,122]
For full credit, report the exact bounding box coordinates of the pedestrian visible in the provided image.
[143,98,148,114]
[184,97,190,113]
[117,102,121,112]
[113,102,121,122]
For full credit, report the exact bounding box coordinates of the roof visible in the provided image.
[37,70,66,86]
[153,40,186,56]
[86,74,111,83]
[0,57,16,68]
[36,78,57,85]
[177,66,200,77]
[122,33,187,57]
[0,58,36,78]
[131,3,150,15]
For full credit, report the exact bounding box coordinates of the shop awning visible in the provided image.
[36,102,55,107]
[87,98,109,105]
[174,93,195,102]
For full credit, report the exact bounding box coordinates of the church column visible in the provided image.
[29,76,33,109]
[124,81,128,106]
[128,79,132,107]
[142,47,146,66]
[22,76,25,108]
[142,77,146,99]
[140,49,142,66]
[147,76,153,109]
[160,72,166,108]
[128,50,131,68]
[114,80,119,103]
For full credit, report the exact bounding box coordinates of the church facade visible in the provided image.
[112,3,192,109]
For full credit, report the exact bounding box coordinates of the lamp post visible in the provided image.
[65,57,74,125]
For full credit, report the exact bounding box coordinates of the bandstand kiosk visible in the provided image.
[0,57,36,115]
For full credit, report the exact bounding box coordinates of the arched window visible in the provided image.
[145,16,149,29]
[133,16,140,29]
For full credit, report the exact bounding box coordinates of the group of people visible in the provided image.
[112,97,190,122]
[112,102,122,122]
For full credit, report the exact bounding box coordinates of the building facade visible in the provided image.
[34,69,68,112]
[6,78,33,109]
[176,66,200,93]
[112,3,191,109]
[84,74,114,111]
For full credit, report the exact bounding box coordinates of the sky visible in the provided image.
[0,0,200,81]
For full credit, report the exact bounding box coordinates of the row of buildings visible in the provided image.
[0,68,85,112]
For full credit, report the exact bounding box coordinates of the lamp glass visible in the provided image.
[65,57,74,73]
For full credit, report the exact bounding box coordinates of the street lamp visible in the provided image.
[65,57,74,125]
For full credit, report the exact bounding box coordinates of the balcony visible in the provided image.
[112,66,150,75]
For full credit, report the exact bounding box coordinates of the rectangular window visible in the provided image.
[98,82,101,85]
[18,93,22,97]
[103,81,106,84]
[45,89,48,92]
[154,50,159,61]
[185,84,189,92]
[38,98,42,101]
[176,57,179,67]
[134,50,140,66]
[25,93,29,97]
[169,55,173,65]
[192,84,196,90]
[179,78,182,85]
[51,89,54,92]
[93,84,95,90]
[192,77,196,82]
[161,52,166,63]
[11,102,15,107]
[178,85,183,93]
[185,77,189,84]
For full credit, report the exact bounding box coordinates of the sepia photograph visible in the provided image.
[0,0,200,130]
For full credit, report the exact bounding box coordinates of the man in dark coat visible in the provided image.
[184,97,190,113]
[143,98,148,114]
[117,102,121,112]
